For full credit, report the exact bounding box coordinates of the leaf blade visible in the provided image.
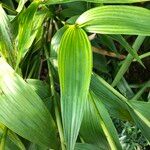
[76,6,150,35]
[58,26,92,150]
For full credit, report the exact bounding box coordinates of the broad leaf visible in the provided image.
[76,6,150,35]
[45,0,150,5]
[0,58,58,149]
[58,26,92,150]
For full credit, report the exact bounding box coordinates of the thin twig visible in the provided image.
[92,46,126,60]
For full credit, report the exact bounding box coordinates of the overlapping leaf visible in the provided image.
[76,6,150,35]
[0,58,58,149]
[91,73,132,121]
[81,92,122,150]
[58,26,92,150]
[91,73,150,142]
[127,101,150,141]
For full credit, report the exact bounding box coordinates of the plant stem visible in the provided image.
[45,48,66,150]
[133,52,150,62]
[131,80,150,101]
[0,126,8,150]
[1,3,17,14]
[112,36,146,87]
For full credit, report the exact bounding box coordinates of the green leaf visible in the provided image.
[76,6,150,35]
[111,36,145,87]
[80,94,110,149]
[91,73,150,142]
[89,92,122,150]
[109,35,143,66]
[0,124,26,150]
[91,73,132,121]
[0,4,15,66]
[51,26,68,70]
[16,0,28,12]
[16,1,40,66]
[75,143,100,150]
[128,101,150,141]
[0,58,58,149]
[58,25,92,150]
[44,0,150,5]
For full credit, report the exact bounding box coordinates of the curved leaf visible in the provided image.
[58,25,92,150]
[45,0,150,5]
[0,59,58,149]
[76,6,150,35]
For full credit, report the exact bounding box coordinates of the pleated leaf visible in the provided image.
[0,58,58,149]
[58,26,92,150]
[45,0,149,5]
[76,6,150,35]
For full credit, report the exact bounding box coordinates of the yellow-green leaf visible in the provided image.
[76,6,150,35]
[0,58,58,149]
[58,25,92,150]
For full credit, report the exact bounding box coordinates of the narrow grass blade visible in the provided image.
[16,0,28,12]
[58,26,92,150]
[109,35,143,66]
[0,4,15,66]
[111,36,145,87]
[16,1,40,67]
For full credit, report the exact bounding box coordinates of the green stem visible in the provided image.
[112,36,146,87]
[133,52,150,62]
[44,47,66,150]
[1,3,17,14]
[0,126,8,150]
[131,80,150,101]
